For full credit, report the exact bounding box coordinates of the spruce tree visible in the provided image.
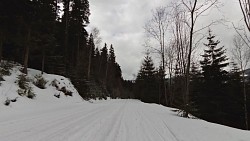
[156,66,165,104]
[93,47,100,78]
[99,43,108,85]
[107,45,116,95]
[200,29,229,83]
[135,53,158,103]
[106,45,123,98]
[199,29,229,123]
[87,34,95,79]
[227,62,245,128]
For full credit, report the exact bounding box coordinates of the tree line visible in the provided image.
[134,29,250,130]
[0,0,124,99]
[132,0,250,130]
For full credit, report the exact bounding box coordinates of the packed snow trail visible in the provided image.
[0,99,250,141]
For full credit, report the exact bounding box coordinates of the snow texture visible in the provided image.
[0,66,250,141]
[0,99,250,141]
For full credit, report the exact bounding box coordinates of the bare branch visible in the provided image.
[232,23,250,48]
[239,0,250,31]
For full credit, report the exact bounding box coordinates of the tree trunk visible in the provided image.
[77,34,80,64]
[87,45,92,80]
[64,0,70,76]
[242,71,249,130]
[159,81,161,104]
[184,0,197,118]
[105,62,109,86]
[0,34,2,63]
[161,31,167,106]
[23,28,31,74]
[41,47,45,75]
[162,55,167,106]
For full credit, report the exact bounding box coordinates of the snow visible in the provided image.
[1,65,250,141]
[0,99,250,141]
[0,65,83,108]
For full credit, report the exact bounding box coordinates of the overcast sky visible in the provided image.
[88,0,244,80]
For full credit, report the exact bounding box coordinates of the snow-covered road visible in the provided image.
[0,99,250,141]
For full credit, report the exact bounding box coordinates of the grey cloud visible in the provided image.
[89,0,244,80]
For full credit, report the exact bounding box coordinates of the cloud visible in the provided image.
[88,0,245,80]
[88,0,166,79]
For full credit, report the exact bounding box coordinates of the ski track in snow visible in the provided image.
[0,99,250,141]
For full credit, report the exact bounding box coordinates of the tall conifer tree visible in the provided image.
[135,53,158,103]
[199,29,229,123]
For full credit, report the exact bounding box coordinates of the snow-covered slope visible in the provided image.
[0,99,250,141]
[0,64,83,110]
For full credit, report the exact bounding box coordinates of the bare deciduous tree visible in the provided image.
[232,35,250,130]
[232,23,250,49]
[144,7,169,105]
[181,0,219,117]
[91,27,102,49]
[87,27,102,80]
[167,3,190,106]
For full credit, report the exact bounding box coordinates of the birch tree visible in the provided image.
[168,3,190,105]
[145,7,169,105]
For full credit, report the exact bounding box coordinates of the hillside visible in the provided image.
[0,62,83,109]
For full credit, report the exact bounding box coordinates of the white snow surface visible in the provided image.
[0,99,250,141]
[0,66,83,107]
[0,66,250,141]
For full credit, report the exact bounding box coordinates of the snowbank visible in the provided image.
[0,64,83,110]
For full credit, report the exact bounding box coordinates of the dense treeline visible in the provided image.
[0,0,124,99]
[134,30,250,129]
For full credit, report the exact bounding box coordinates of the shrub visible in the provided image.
[51,79,59,89]
[17,74,35,99]
[4,97,18,106]
[0,74,4,81]
[54,93,60,98]
[33,74,47,89]
[51,79,73,97]
[17,86,35,99]
[59,86,72,96]
[17,88,26,96]
[11,97,18,102]
[0,61,13,76]
[17,74,29,89]
[27,87,35,99]
[4,98,10,106]
[65,91,72,96]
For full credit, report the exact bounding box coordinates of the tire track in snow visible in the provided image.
[0,100,182,141]
[137,103,167,141]
[140,104,180,141]
[90,99,127,141]
[40,103,117,141]
[41,100,128,141]
[0,106,86,139]
[135,102,155,141]
[162,120,180,141]
[0,102,117,141]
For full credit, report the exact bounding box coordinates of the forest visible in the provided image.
[0,0,125,100]
[0,0,250,130]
